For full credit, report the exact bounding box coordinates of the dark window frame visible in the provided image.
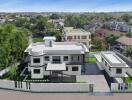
[33,69,40,74]
[78,36,80,39]
[45,56,50,61]
[66,66,68,71]
[81,35,87,39]
[63,56,68,61]
[116,69,122,74]
[52,56,61,63]
[72,66,79,71]
[33,58,40,63]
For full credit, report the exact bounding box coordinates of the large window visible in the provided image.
[45,56,50,61]
[72,66,78,71]
[64,56,68,61]
[116,69,122,74]
[67,36,72,40]
[52,56,61,63]
[34,69,40,74]
[33,58,40,63]
[81,36,87,39]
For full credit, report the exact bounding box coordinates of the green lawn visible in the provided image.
[86,57,96,62]
[122,75,132,83]
[33,37,44,42]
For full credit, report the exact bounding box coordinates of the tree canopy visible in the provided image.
[0,24,30,70]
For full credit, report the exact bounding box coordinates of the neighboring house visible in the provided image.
[84,22,102,32]
[108,21,132,33]
[95,51,129,77]
[63,27,91,50]
[0,18,5,23]
[116,36,132,50]
[48,19,64,29]
[24,36,88,79]
[96,29,125,38]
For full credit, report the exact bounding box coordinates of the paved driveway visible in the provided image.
[82,63,103,75]
[77,75,110,92]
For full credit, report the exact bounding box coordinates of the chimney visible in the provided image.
[43,36,56,47]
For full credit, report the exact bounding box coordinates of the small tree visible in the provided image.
[9,65,17,80]
[123,48,132,59]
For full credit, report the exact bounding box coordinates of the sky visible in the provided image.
[0,0,132,12]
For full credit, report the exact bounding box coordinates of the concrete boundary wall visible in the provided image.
[30,83,89,92]
[0,79,90,93]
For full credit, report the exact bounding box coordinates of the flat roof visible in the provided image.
[43,36,56,40]
[103,53,121,63]
[64,27,91,35]
[25,42,88,55]
[46,63,66,71]
[94,51,129,68]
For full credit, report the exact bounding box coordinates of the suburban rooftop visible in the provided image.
[94,51,129,68]
[116,36,132,46]
[64,27,91,35]
[101,51,129,67]
[43,36,56,40]
[25,41,88,55]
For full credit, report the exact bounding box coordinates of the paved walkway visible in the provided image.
[77,75,110,92]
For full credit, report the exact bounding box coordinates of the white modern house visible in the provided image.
[24,36,88,79]
[63,27,91,50]
[95,51,129,77]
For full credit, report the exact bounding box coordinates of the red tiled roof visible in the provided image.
[96,29,125,37]
[116,36,132,46]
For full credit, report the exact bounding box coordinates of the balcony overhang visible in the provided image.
[46,63,66,71]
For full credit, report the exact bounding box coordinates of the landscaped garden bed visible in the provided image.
[122,74,132,83]
[33,37,44,42]
[86,57,96,62]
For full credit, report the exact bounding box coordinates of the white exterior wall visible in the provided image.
[44,54,83,64]
[102,59,127,77]
[65,34,91,48]
[0,80,90,92]
[63,65,81,75]
[31,56,44,66]
[31,67,44,79]
[30,83,89,92]
[29,54,83,78]
[103,65,127,77]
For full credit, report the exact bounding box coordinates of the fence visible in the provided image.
[111,83,132,92]
[0,79,90,93]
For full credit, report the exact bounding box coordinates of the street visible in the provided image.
[0,89,132,100]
